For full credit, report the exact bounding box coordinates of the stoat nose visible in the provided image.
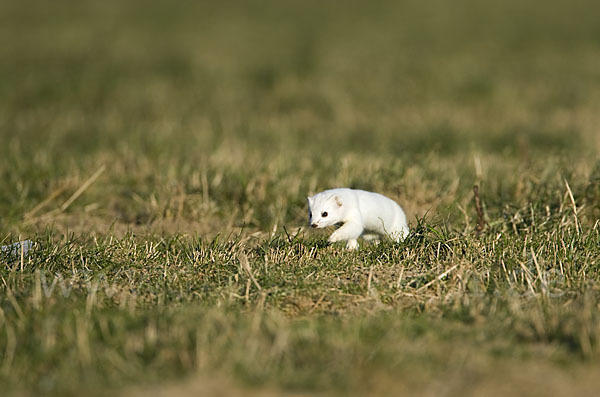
[311,223,318,228]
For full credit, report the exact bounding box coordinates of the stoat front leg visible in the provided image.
[328,221,363,246]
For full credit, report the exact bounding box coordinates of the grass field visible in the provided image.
[2,0,600,395]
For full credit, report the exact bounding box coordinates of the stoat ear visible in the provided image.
[334,195,343,207]
[307,196,313,206]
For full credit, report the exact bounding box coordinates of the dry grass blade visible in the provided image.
[473,185,487,234]
[366,265,374,295]
[24,185,67,219]
[1,321,16,376]
[416,264,459,292]
[60,165,106,212]
[308,293,326,314]
[1,279,25,324]
[564,177,580,236]
[239,252,262,291]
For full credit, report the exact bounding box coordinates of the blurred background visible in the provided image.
[1,0,600,235]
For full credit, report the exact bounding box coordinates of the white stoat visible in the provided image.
[307,188,409,250]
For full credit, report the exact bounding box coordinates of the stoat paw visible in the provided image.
[346,240,359,250]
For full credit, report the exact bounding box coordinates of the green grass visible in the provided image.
[2,0,600,395]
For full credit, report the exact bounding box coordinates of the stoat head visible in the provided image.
[307,193,344,229]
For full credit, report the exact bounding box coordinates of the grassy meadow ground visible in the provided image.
[2,0,600,395]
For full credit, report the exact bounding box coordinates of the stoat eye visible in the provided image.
[321,211,328,217]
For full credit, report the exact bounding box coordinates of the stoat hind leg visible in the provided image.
[391,225,410,243]
[361,233,380,242]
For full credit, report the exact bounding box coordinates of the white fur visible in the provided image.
[307,188,409,250]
